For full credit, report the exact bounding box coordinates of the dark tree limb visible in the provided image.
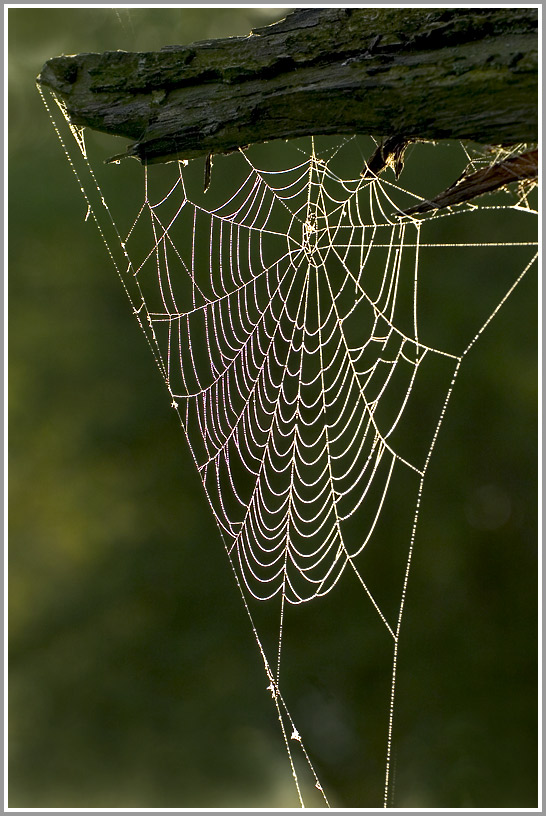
[37,8,537,165]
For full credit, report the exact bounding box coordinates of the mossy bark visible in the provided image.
[37,7,538,164]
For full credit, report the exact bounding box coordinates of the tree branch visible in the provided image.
[402,149,538,215]
[37,8,537,165]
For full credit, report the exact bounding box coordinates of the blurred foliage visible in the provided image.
[9,7,537,808]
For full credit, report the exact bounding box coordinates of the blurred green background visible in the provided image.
[9,7,537,808]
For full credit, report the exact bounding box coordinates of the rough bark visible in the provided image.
[37,7,538,165]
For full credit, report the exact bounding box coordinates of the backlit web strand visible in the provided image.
[119,132,536,805]
[128,137,535,620]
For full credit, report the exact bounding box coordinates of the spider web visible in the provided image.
[40,86,538,808]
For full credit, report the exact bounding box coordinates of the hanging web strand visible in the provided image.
[40,84,537,808]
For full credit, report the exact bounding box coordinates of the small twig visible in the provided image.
[204,152,213,193]
[402,149,538,215]
[361,136,415,180]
